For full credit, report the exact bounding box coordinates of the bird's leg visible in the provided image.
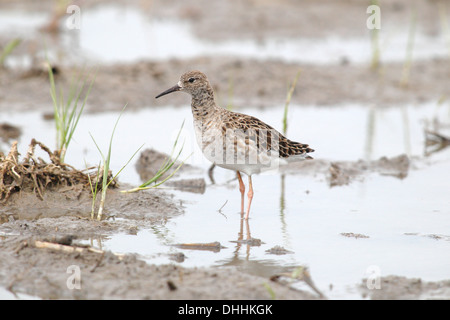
[244,217,251,240]
[245,175,254,220]
[236,171,245,215]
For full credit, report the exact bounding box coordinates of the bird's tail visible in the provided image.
[286,140,314,159]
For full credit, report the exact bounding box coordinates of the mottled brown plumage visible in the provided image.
[156,70,315,220]
[220,110,314,159]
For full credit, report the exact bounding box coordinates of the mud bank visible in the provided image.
[1,57,448,114]
[0,236,317,299]
[360,276,450,300]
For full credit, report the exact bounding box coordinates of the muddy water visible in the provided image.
[65,6,450,64]
[2,5,448,68]
[0,0,449,300]
[4,101,449,171]
[3,102,450,299]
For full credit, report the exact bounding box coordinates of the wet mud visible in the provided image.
[1,57,448,114]
[360,276,450,300]
[0,236,317,299]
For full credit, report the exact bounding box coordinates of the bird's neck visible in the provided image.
[190,87,217,119]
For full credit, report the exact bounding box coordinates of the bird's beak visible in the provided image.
[155,84,181,99]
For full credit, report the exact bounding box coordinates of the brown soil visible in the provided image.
[0,123,21,143]
[1,57,448,114]
[360,276,450,300]
[0,236,317,299]
[1,0,449,113]
[0,139,97,203]
[281,154,411,187]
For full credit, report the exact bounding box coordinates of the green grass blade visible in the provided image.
[142,144,184,187]
[107,143,145,188]
[124,152,192,193]
[89,132,106,162]
[66,70,97,145]
[139,139,185,188]
[47,63,95,162]
[151,152,191,188]
[139,120,185,188]
[0,38,21,66]
[106,104,128,166]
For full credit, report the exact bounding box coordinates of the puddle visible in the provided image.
[2,102,450,299]
[0,10,49,34]
[1,5,449,67]
[3,101,449,173]
[0,286,39,300]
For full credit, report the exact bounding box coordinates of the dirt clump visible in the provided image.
[0,123,21,143]
[283,154,410,187]
[328,154,410,187]
[0,139,105,204]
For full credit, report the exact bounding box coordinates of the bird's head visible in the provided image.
[155,70,211,99]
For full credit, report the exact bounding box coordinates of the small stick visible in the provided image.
[173,241,225,252]
[34,240,85,253]
[33,240,124,259]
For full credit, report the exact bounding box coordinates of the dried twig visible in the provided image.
[33,240,124,260]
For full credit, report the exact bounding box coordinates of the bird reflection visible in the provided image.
[231,213,262,258]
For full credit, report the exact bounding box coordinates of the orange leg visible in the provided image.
[245,175,253,220]
[236,171,245,215]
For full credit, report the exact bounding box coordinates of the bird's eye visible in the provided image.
[188,77,196,83]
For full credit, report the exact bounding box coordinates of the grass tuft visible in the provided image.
[89,105,144,220]
[48,64,96,163]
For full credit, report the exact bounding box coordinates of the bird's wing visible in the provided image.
[221,110,314,159]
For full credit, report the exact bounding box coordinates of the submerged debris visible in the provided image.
[329,162,352,187]
[265,245,294,255]
[168,252,186,263]
[340,232,370,239]
[404,232,450,242]
[172,241,225,252]
[0,139,114,203]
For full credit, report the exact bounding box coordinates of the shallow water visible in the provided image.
[3,101,449,172]
[0,286,39,300]
[2,102,450,299]
[1,0,449,300]
[1,5,448,68]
